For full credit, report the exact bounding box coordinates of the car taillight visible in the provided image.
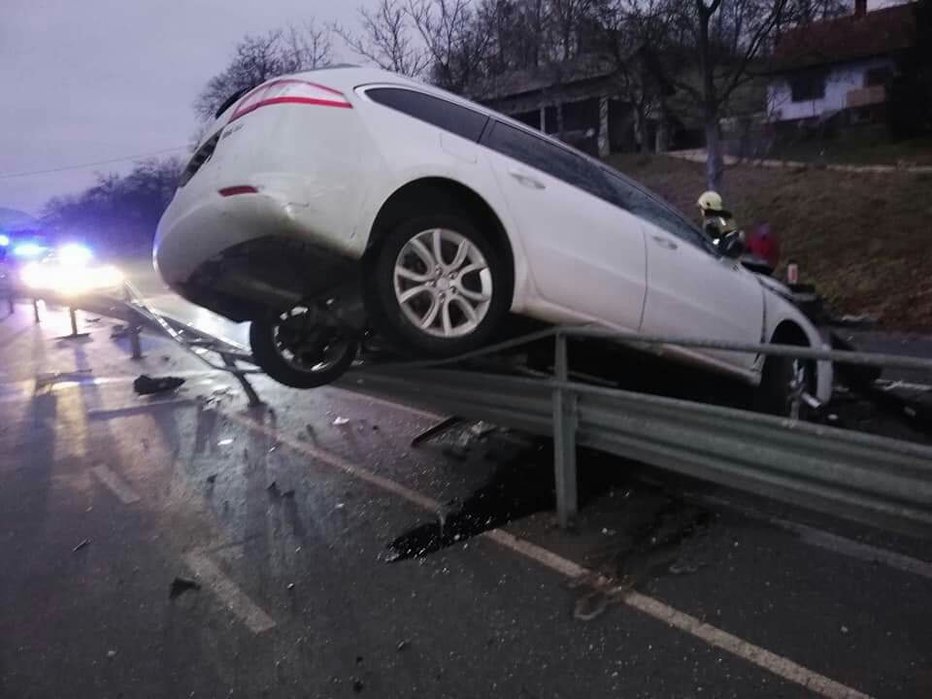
[228,79,352,123]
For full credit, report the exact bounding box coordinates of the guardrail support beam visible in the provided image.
[553,333,578,529]
[222,354,264,408]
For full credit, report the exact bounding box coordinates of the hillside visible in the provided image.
[607,154,932,332]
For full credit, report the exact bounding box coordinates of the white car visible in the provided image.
[155,66,831,414]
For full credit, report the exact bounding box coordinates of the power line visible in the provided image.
[0,146,190,180]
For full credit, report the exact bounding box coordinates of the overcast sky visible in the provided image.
[0,0,378,216]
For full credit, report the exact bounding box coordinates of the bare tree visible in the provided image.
[195,22,333,120]
[477,0,548,73]
[408,0,493,91]
[595,0,677,152]
[685,0,791,190]
[335,0,429,76]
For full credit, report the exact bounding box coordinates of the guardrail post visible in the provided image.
[553,332,578,529]
[68,306,79,336]
[129,325,143,360]
[32,298,41,324]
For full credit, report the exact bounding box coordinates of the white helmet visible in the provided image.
[697,190,724,212]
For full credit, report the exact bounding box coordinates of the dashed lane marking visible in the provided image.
[91,464,141,505]
[224,407,872,699]
[183,550,276,634]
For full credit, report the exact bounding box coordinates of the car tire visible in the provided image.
[755,352,817,419]
[249,311,357,389]
[365,212,513,357]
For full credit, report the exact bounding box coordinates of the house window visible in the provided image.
[865,67,892,87]
[789,70,826,102]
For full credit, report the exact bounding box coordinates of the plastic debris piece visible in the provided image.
[169,577,201,599]
[106,650,117,659]
[133,375,185,396]
[73,539,90,553]
[333,416,350,426]
[396,640,409,652]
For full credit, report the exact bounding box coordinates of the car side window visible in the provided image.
[482,121,612,201]
[602,169,712,251]
[365,87,488,142]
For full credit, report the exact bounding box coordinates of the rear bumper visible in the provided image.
[172,234,357,322]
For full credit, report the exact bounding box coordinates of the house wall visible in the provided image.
[767,57,894,122]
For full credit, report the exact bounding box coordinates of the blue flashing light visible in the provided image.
[12,242,47,259]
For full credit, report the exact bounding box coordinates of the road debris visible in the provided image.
[133,374,185,395]
[333,416,350,426]
[352,678,364,693]
[106,650,117,659]
[396,640,410,652]
[72,538,90,553]
[287,583,295,591]
[169,577,201,599]
[206,474,217,484]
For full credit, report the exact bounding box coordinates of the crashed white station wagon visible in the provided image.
[154,66,831,414]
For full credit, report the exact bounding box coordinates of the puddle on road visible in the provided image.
[386,433,716,584]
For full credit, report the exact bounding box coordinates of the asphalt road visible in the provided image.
[2,291,932,698]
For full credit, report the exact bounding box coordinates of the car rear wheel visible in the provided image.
[365,213,512,357]
[249,307,357,389]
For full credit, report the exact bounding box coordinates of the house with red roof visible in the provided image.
[767,0,916,124]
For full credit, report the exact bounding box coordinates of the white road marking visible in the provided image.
[87,399,194,420]
[773,518,932,581]
[225,411,442,512]
[331,384,444,421]
[183,550,276,634]
[91,464,141,504]
[226,408,871,698]
[486,529,869,699]
[697,494,932,582]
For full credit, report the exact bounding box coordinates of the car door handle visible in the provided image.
[508,170,546,190]
[652,235,678,250]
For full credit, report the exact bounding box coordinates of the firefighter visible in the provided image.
[697,190,745,257]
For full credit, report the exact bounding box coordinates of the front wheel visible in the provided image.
[365,213,513,357]
[249,308,357,389]
[755,353,818,419]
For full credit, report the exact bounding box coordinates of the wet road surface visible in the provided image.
[2,299,932,698]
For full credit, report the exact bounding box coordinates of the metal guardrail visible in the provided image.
[9,282,932,536]
[350,330,932,537]
[11,283,265,406]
